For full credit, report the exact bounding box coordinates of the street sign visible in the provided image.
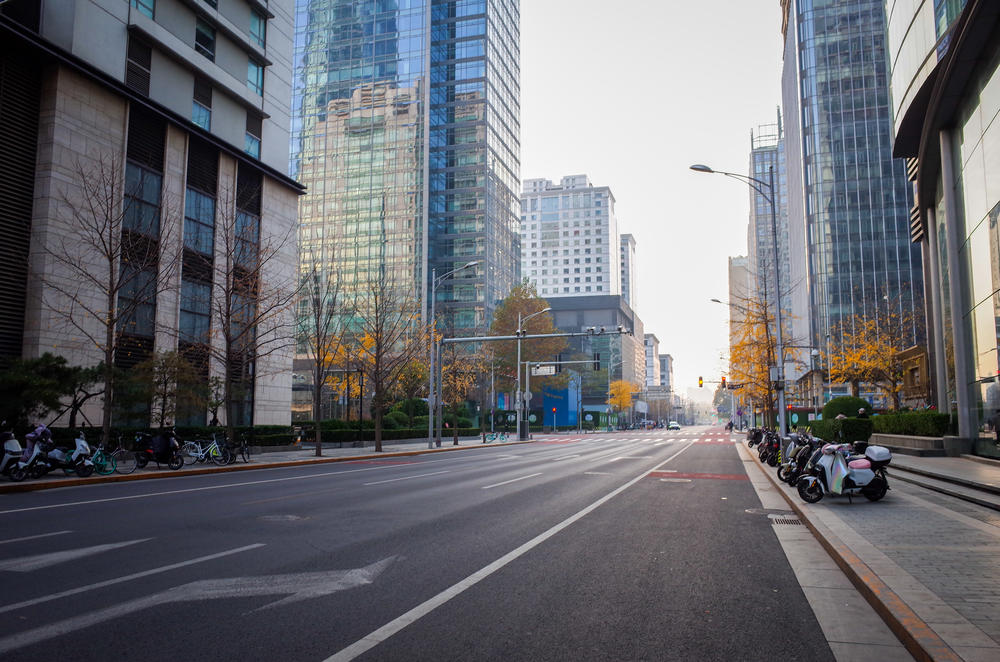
[530,365,556,376]
[523,390,533,402]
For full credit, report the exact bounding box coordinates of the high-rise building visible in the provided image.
[0,0,301,426]
[292,0,520,330]
[620,233,637,313]
[520,175,621,299]
[887,0,1000,442]
[644,333,660,388]
[780,0,923,361]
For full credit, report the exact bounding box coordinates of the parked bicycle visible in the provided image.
[226,432,251,464]
[111,435,137,475]
[485,431,508,443]
[180,434,230,466]
[91,441,116,475]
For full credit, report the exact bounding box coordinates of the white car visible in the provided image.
[667,421,681,430]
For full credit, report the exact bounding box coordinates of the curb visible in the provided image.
[0,439,536,494]
[746,444,962,662]
[891,463,1000,496]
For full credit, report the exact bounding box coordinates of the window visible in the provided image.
[184,189,215,254]
[250,11,266,48]
[236,211,259,267]
[180,279,211,343]
[119,265,156,337]
[192,78,212,130]
[126,37,152,95]
[247,60,264,95]
[245,114,262,158]
[124,162,162,236]
[195,19,215,61]
[130,0,154,19]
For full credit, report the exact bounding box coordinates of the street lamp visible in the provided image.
[695,163,788,435]
[428,260,479,448]
[516,307,551,440]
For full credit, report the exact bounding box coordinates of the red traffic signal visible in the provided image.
[551,407,556,413]
[721,376,727,389]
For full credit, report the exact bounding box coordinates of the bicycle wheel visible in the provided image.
[93,451,116,475]
[210,446,229,466]
[240,442,251,463]
[113,450,137,475]
[179,442,199,465]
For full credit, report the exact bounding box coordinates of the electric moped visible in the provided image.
[796,442,891,503]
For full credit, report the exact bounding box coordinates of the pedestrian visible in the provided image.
[990,410,1000,444]
[857,408,869,419]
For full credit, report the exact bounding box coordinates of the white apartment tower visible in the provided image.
[520,175,621,298]
[620,233,637,312]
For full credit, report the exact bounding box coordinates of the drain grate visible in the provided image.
[769,515,802,525]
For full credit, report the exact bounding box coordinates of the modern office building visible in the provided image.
[620,233,637,312]
[780,0,923,361]
[644,333,660,388]
[659,353,673,390]
[886,0,999,450]
[292,0,520,331]
[0,0,301,426]
[520,175,621,299]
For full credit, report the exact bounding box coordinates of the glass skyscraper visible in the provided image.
[292,0,520,329]
[781,0,923,356]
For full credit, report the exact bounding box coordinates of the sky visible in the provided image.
[519,1,786,402]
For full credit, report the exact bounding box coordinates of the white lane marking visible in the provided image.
[0,538,151,572]
[0,531,72,546]
[551,454,580,461]
[0,556,395,654]
[0,543,265,616]
[363,471,450,486]
[609,456,653,462]
[583,472,612,476]
[326,441,695,662]
[482,473,543,490]
[0,460,464,515]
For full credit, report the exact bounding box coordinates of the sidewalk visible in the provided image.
[750,441,1000,661]
[0,435,530,494]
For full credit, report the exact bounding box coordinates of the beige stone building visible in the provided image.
[0,0,302,427]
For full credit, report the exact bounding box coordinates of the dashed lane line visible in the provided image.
[481,473,544,490]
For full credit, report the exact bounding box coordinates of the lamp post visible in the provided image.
[694,163,787,436]
[428,260,479,449]
[516,307,551,440]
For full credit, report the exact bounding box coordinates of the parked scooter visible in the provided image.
[777,432,824,485]
[43,430,95,478]
[758,429,782,467]
[135,429,183,470]
[746,428,764,448]
[10,425,54,482]
[0,421,23,479]
[796,442,891,503]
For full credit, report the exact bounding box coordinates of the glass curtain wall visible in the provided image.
[793,0,923,352]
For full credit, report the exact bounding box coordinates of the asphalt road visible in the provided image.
[0,427,835,661]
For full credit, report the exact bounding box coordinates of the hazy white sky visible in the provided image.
[520,1,785,400]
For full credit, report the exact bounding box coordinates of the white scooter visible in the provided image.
[44,431,95,478]
[796,442,891,503]
[0,422,23,479]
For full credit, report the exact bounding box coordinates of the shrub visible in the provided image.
[809,417,872,442]
[392,398,429,417]
[872,411,950,437]
[822,396,871,420]
[384,410,409,429]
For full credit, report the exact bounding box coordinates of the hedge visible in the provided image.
[809,418,873,443]
[872,412,951,437]
[822,396,871,420]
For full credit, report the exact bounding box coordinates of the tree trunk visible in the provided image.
[452,406,458,445]
[374,408,382,453]
[314,362,323,456]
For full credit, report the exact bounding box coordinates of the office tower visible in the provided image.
[644,333,660,388]
[620,233,637,312]
[780,0,923,363]
[887,0,1000,439]
[519,175,621,299]
[0,0,300,425]
[293,0,521,330]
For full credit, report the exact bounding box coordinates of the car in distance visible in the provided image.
[667,421,681,430]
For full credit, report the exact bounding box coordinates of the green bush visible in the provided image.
[391,398,429,417]
[872,412,950,437]
[822,396,871,420]
[809,417,872,443]
[384,410,409,429]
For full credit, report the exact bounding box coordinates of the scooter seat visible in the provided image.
[848,458,871,470]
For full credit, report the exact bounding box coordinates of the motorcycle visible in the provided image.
[796,442,891,503]
[10,428,53,482]
[134,429,184,471]
[43,430,95,478]
[777,432,824,485]
[758,429,782,467]
[0,422,23,479]
[746,428,764,448]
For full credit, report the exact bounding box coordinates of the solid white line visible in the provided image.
[324,441,695,662]
[363,471,450,486]
[0,543,265,615]
[481,473,543,490]
[0,531,72,546]
[0,461,460,515]
[0,538,151,572]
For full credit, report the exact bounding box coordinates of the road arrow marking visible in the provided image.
[0,556,396,654]
[0,538,152,572]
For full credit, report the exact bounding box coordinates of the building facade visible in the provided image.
[0,0,301,426]
[780,0,923,365]
[886,0,1000,448]
[644,333,660,388]
[620,233,637,312]
[519,175,621,299]
[292,0,520,331]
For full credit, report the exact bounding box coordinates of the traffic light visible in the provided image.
[556,353,562,373]
[698,376,703,388]
[593,353,601,370]
[721,376,726,389]
[551,407,556,413]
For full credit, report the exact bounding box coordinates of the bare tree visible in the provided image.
[297,256,352,456]
[352,264,426,452]
[202,183,298,447]
[41,154,180,443]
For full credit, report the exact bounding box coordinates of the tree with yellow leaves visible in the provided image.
[607,379,639,413]
[489,281,568,394]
